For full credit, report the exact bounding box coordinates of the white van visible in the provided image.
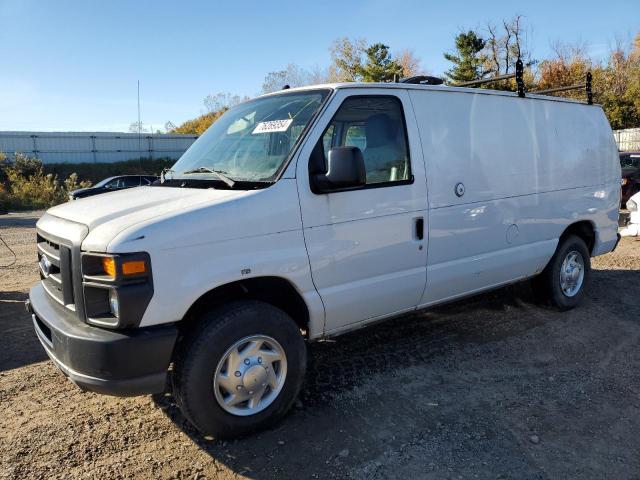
[27,82,621,438]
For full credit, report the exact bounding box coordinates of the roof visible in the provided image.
[261,82,595,106]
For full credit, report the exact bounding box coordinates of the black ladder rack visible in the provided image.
[532,72,593,105]
[454,59,526,98]
[395,57,593,105]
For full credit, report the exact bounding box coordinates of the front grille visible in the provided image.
[37,233,75,310]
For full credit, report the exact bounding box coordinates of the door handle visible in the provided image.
[414,217,424,240]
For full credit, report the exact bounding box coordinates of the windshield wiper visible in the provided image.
[181,167,236,188]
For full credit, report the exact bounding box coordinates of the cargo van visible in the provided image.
[27,82,621,438]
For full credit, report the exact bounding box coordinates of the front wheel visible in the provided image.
[533,235,591,310]
[172,301,307,438]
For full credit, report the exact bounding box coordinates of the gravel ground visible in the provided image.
[1,211,640,479]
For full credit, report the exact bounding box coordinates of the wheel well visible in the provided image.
[560,221,596,254]
[180,277,310,336]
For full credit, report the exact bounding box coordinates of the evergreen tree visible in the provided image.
[444,31,486,83]
[356,43,403,82]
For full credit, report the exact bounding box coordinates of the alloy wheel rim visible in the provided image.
[560,250,585,297]
[213,335,287,416]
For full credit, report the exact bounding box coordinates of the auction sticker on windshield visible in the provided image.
[252,119,293,134]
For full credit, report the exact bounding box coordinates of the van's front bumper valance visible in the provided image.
[27,283,177,396]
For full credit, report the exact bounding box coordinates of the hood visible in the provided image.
[47,185,251,232]
[69,187,93,196]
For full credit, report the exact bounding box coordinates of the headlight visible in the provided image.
[81,252,153,329]
[108,289,120,318]
[621,178,628,186]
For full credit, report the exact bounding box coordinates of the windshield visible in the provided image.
[168,90,330,183]
[94,176,116,188]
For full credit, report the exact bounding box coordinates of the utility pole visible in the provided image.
[137,80,142,159]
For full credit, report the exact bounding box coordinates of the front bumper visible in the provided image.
[27,283,178,396]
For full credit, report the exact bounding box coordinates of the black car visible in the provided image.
[620,152,640,207]
[69,175,158,200]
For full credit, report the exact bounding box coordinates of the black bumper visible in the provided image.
[27,283,178,396]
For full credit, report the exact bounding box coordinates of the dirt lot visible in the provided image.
[1,211,640,479]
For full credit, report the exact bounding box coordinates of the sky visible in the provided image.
[0,0,638,132]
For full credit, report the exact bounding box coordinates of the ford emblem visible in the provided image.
[40,255,52,277]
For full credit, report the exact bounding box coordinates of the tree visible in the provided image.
[170,92,248,134]
[483,15,533,76]
[261,64,330,94]
[444,31,487,83]
[536,42,592,94]
[395,48,423,77]
[204,92,244,113]
[598,41,640,130]
[262,64,306,93]
[355,43,403,82]
[534,37,640,129]
[129,121,149,134]
[328,37,366,82]
[170,112,223,135]
[306,65,332,86]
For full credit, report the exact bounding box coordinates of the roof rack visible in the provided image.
[449,58,594,105]
[532,72,593,105]
[454,59,526,98]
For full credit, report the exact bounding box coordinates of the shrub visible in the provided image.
[0,184,9,214]
[0,153,174,212]
[0,153,91,211]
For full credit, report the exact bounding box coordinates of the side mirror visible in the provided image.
[312,146,366,193]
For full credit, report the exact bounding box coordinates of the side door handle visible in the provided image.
[414,217,424,240]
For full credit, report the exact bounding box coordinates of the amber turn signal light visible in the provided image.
[122,260,146,276]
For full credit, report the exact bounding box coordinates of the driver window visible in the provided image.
[321,96,410,185]
[122,176,141,187]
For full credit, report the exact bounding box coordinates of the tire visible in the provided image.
[172,300,306,438]
[532,234,591,310]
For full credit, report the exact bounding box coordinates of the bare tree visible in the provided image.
[261,64,309,93]
[203,92,244,113]
[483,15,533,76]
[306,65,331,85]
[485,23,502,75]
[129,121,149,134]
[395,48,424,77]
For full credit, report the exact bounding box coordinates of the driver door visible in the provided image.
[296,89,428,335]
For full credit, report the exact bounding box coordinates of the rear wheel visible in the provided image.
[173,301,306,438]
[533,235,590,310]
